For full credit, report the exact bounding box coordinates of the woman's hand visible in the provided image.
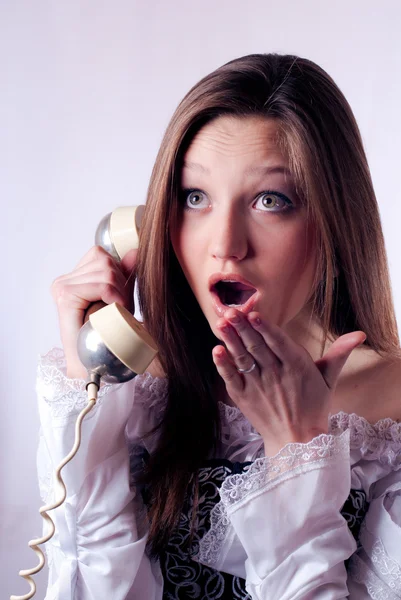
[51,246,137,379]
[212,308,366,456]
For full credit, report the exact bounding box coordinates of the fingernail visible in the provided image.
[228,314,240,323]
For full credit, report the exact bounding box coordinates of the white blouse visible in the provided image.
[36,348,401,599]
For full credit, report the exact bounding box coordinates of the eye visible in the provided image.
[182,189,209,210]
[254,191,294,213]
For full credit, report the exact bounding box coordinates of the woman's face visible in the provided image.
[172,115,319,341]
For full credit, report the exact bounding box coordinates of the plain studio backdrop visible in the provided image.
[1,1,400,597]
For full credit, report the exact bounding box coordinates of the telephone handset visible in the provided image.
[11,206,158,600]
[78,204,158,386]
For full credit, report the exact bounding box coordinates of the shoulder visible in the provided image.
[368,355,401,423]
[332,347,401,424]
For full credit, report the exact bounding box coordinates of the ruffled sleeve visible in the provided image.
[36,348,164,600]
[332,413,401,599]
[198,429,356,599]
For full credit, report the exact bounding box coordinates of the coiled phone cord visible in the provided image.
[10,381,100,600]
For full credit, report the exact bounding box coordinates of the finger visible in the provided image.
[225,309,277,367]
[247,311,300,363]
[74,245,115,270]
[217,320,259,374]
[54,248,131,294]
[315,332,367,390]
[67,258,126,286]
[212,345,244,394]
[120,248,138,276]
[52,270,131,310]
[56,282,128,312]
[55,267,127,289]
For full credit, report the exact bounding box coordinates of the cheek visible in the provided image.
[298,237,317,277]
[266,222,319,321]
[280,220,318,273]
[292,234,320,312]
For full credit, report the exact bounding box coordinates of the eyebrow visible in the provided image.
[183,161,291,177]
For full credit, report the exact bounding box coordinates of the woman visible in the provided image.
[39,53,401,599]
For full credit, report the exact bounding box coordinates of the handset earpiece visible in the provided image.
[77,205,157,385]
[94,204,145,261]
[81,205,144,320]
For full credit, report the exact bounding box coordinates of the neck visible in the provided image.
[282,304,333,362]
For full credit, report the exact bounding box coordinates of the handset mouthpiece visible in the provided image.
[78,303,158,384]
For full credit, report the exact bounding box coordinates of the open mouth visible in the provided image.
[213,280,257,307]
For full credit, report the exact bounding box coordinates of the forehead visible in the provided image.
[184,116,286,166]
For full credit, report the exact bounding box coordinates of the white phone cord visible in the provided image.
[10,381,99,600]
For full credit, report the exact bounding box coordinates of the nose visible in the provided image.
[209,206,249,261]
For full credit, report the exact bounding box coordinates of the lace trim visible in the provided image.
[133,371,168,412]
[221,429,350,511]
[36,348,122,420]
[196,495,232,569]
[370,539,401,591]
[197,430,350,568]
[330,412,401,468]
[38,349,401,465]
[348,553,400,600]
[219,402,257,435]
[37,348,168,421]
[359,522,401,592]
[218,404,401,467]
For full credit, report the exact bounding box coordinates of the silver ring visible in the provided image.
[237,361,257,374]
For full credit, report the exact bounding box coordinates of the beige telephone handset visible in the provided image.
[11,206,158,600]
[78,205,157,387]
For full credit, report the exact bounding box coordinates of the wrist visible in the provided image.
[66,359,87,380]
[263,427,327,457]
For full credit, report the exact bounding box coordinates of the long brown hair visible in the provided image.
[135,53,401,555]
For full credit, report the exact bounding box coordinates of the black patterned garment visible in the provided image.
[150,459,369,599]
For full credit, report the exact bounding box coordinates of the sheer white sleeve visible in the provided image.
[198,429,356,599]
[346,426,401,598]
[36,348,164,600]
